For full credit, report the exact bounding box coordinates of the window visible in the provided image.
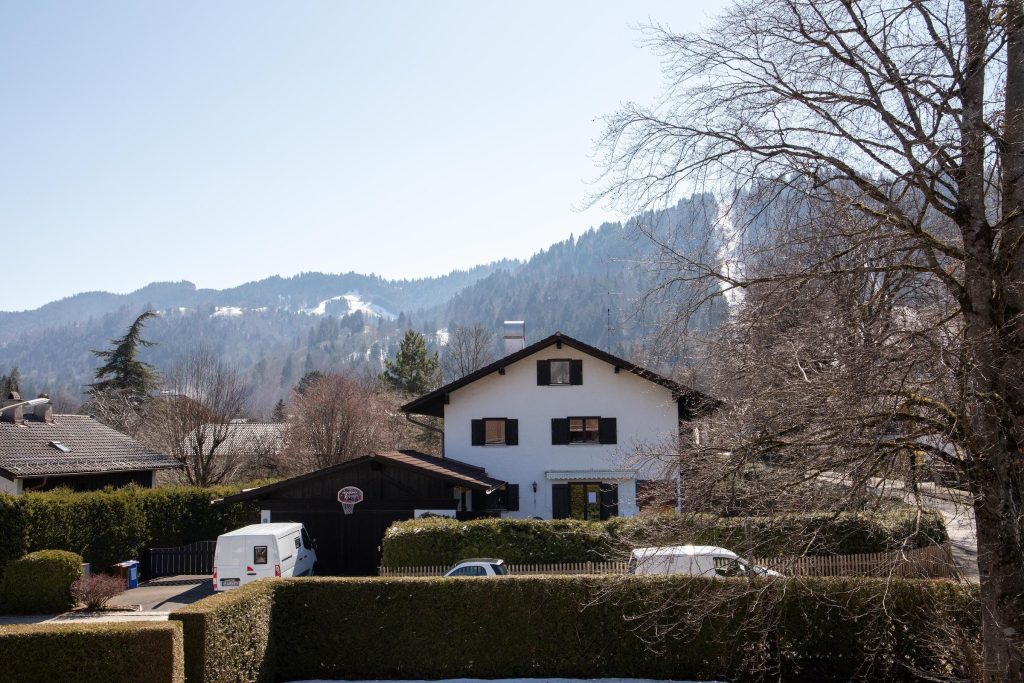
[294,537,301,550]
[550,359,571,385]
[253,546,268,565]
[569,482,603,520]
[301,528,313,549]
[471,418,518,446]
[484,419,505,445]
[448,565,487,576]
[48,441,71,453]
[490,563,509,575]
[569,417,600,444]
[553,482,619,520]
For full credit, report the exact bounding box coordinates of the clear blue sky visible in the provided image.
[1,1,727,312]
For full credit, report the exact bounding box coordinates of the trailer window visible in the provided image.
[254,546,268,564]
[295,537,301,549]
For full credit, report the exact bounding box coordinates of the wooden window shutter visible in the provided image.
[552,483,570,519]
[551,418,570,445]
[600,483,619,519]
[506,484,520,511]
[471,419,485,446]
[537,360,551,385]
[504,419,519,445]
[598,417,617,444]
[569,359,583,385]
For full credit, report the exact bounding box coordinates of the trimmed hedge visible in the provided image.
[0,621,183,682]
[171,575,980,683]
[381,509,950,567]
[0,484,260,573]
[169,579,275,683]
[0,550,83,614]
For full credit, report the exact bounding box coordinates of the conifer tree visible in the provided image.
[0,367,20,397]
[381,329,440,395]
[88,310,160,396]
[271,398,288,423]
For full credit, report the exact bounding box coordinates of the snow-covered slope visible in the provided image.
[300,293,396,319]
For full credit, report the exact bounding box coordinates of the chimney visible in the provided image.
[33,395,54,423]
[2,391,24,424]
[503,320,526,355]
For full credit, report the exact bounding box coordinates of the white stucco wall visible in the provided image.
[0,476,22,495]
[443,345,680,519]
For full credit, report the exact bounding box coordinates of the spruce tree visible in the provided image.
[88,310,160,396]
[271,398,288,423]
[0,367,20,397]
[381,329,440,395]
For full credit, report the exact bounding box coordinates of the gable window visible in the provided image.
[537,359,583,385]
[471,418,519,446]
[551,417,617,445]
[569,417,600,444]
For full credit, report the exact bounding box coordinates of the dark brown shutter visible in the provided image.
[504,419,518,445]
[506,484,520,511]
[569,359,583,385]
[537,360,551,385]
[552,484,570,519]
[551,418,570,445]
[598,417,617,444]
[471,419,485,446]
[600,483,619,519]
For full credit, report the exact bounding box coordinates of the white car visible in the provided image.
[628,545,781,578]
[443,558,509,577]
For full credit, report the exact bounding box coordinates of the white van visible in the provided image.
[213,522,317,591]
[628,545,780,578]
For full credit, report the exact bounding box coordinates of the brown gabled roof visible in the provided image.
[219,449,506,503]
[0,414,179,480]
[401,331,719,418]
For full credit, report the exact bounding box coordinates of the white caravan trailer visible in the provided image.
[213,522,317,591]
[628,545,780,578]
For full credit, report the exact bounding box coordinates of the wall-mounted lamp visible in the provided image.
[532,481,538,493]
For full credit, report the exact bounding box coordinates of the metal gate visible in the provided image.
[142,540,216,579]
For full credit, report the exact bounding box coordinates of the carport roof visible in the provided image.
[219,450,507,502]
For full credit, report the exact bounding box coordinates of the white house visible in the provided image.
[401,330,715,520]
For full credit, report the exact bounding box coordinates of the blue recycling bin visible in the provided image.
[115,560,139,589]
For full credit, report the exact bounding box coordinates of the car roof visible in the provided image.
[453,558,504,564]
[630,545,738,559]
[219,523,303,537]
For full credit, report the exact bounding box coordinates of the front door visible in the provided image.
[553,482,619,520]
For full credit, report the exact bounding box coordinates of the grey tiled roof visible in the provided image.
[195,422,284,456]
[0,414,179,479]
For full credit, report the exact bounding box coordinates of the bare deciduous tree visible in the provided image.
[281,373,400,474]
[441,324,496,381]
[151,349,250,487]
[597,0,1024,677]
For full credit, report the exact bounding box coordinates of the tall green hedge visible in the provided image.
[0,485,260,573]
[170,575,979,683]
[0,550,83,614]
[381,510,949,567]
[169,580,275,683]
[0,621,183,683]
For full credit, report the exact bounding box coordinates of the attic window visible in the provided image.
[48,441,71,453]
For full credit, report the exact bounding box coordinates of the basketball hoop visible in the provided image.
[337,486,363,515]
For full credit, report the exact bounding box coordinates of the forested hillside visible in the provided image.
[0,195,723,412]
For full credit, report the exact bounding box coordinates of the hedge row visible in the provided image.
[0,621,183,683]
[0,550,83,614]
[170,579,275,683]
[381,509,950,567]
[0,485,260,573]
[171,575,980,683]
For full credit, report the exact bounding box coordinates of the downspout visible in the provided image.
[405,413,444,457]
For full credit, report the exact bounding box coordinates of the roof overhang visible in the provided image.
[545,470,638,481]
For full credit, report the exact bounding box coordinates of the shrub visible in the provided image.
[71,573,128,610]
[169,579,275,683]
[0,493,28,570]
[0,550,83,614]
[0,621,183,682]
[381,509,949,567]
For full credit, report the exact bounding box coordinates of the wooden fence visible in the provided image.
[141,540,217,580]
[379,543,958,579]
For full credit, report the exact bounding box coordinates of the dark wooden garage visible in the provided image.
[218,450,513,576]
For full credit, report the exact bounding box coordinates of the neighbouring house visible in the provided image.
[0,392,180,494]
[192,420,286,481]
[401,326,716,521]
[217,449,511,575]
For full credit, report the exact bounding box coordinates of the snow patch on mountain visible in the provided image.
[300,293,396,320]
[212,306,245,317]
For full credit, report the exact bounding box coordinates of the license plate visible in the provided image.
[221,578,240,587]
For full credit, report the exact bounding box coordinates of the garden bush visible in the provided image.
[169,579,275,683]
[0,550,83,614]
[0,621,183,682]
[170,575,979,683]
[0,484,260,573]
[71,573,128,610]
[381,509,949,567]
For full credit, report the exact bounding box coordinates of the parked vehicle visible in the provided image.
[628,545,780,578]
[213,522,317,591]
[444,558,509,577]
